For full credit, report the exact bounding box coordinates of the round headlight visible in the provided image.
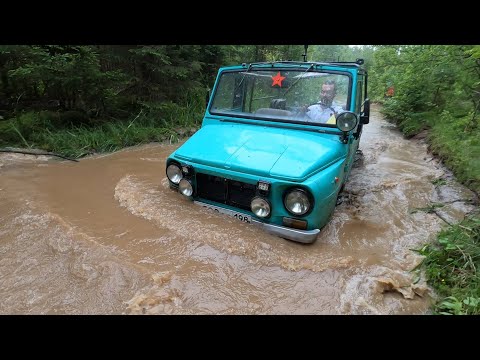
[336,112,358,132]
[179,179,193,197]
[284,189,311,216]
[251,197,271,218]
[166,164,183,184]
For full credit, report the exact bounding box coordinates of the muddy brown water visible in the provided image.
[0,106,477,314]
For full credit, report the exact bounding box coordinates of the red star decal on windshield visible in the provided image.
[271,72,286,87]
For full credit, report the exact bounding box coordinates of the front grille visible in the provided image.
[196,173,256,211]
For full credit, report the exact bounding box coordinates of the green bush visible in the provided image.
[418,216,480,315]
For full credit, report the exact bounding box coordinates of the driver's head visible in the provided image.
[320,80,336,107]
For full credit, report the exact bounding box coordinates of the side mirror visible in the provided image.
[360,98,370,124]
[205,89,210,109]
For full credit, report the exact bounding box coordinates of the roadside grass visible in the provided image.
[428,111,480,195]
[0,97,204,158]
[416,215,480,315]
[398,111,437,138]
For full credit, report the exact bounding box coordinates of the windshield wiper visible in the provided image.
[234,63,253,92]
[281,63,314,97]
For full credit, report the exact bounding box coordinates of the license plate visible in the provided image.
[194,201,252,224]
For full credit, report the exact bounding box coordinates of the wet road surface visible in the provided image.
[0,106,477,314]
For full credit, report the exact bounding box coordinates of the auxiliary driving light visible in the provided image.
[250,197,271,218]
[336,112,358,132]
[167,164,183,184]
[179,179,193,197]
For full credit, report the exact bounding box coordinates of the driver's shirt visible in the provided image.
[306,102,344,124]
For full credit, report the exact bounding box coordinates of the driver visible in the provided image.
[305,80,344,124]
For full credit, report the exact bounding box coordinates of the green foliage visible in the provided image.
[0,86,204,157]
[18,108,199,157]
[0,45,226,121]
[417,216,480,315]
[0,44,370,122]
[0,44,326,156]
[427,111,480,193]
[398,112,430,137]
[370,45,480,316]
[2,46,116,114]
[138,88,204,128]
[432,178,447,186]
[373,45,480,193]
[466,46,480,59]
[221,45,305,65]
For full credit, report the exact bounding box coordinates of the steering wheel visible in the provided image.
[289,103,318,119]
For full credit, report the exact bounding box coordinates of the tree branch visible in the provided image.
[0,148,79,162]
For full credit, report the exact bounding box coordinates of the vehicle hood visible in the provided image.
[173,123,346,181]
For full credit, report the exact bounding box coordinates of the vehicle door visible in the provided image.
[343,74,364,179]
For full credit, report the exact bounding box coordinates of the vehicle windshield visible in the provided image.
[210,69,351,126]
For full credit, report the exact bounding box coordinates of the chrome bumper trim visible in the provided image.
[194,200,320,244]
[251,219,320,244]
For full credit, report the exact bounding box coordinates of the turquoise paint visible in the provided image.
[173,123,346,182]
[167,61,367,238]
[166,157,346,231]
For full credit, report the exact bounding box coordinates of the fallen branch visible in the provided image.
[432,210,453,226]
[0,148,79,162]
[444,198,477,205]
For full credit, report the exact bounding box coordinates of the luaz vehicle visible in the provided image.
[165,59,370,243]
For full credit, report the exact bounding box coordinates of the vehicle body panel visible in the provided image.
[173,123,346,182]
[166,60,369,243]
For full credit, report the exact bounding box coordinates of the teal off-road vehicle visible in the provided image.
[165,57,369,243]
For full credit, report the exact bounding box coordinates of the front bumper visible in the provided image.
[252,220,320,244]
[194,200,320,244]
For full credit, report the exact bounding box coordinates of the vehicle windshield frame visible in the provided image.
[208,67,353,128]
